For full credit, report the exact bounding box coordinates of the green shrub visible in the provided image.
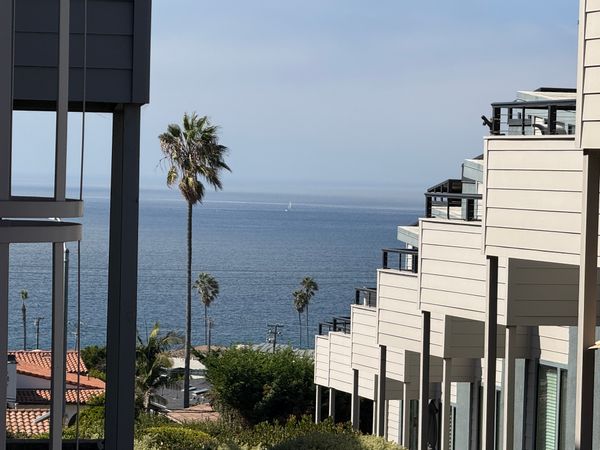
[144,426,217,450]
[270,432,405,450]
[203,347,315,424]
[81,345,107,373]
[63,405,105,439]
[357,435,406,450]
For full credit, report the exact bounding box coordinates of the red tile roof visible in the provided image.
[6,409,49,436]
[16,361,105,389]
[16,389,104,405]
[9,350,88,374]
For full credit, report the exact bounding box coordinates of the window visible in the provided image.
[536,365,567,450]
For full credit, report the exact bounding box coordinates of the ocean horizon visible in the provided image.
[6,186,420,351]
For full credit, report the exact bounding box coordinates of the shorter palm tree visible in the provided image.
[299,277,318,345]
[193,273,220,346]
[20,290,28,350]
[293,290,307,348]
[136,323,183,411]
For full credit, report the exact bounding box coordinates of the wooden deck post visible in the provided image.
[328,388,336,422]
[503,326,517,450]
[351,369,360,430]
[441,358,452,450]
[483,255,498,450]
[419,311,431,450]
[315,385,323,423]
[402,384,411,448]
[377,346,387,437]
[575,151,600,450]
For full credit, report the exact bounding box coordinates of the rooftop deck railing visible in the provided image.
[355,287,377,308]
[483,99,576,136]
[318,316,351,335]
[382,248,419,273]
[425,192,482,221]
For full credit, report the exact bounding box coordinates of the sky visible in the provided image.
[11,0,579,205]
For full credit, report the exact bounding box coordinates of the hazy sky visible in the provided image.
[12,0,578,203]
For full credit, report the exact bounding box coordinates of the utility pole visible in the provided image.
[267,324,283,353]
[34,317,43,350]
[207,318,214,353]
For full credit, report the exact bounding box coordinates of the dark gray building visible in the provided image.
[0,0,151,448]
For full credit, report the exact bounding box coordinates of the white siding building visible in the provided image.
[313,3,600,449]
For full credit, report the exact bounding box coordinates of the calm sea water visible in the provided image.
[6,188,419,350]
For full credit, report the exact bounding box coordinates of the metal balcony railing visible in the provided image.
[318,316,351,335]
[425,192,482,221]
[355,287,377,308]
[382,248,418,273]
[483,99,576,136]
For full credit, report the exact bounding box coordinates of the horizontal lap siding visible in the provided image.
[579,3,600,148]
[314,336,330,386]
[377,270,444,356]
[358,371,375,400]
[419,220,507,323]
[14,0,144,105]
[386,347,406,382]
[483,137,594,266]
[508,259,600,325]
[387,400,401,443]
[351,306,378,373]
[377,271,422,353]
[329,333,353,393]
[533,326,570,366]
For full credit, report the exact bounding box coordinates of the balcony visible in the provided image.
[355,287,377,308]
[382,248,418,272]
[485,98,576,136]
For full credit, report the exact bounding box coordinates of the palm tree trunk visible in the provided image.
[205,303,208,346]
[184,201,192,408]
[298,312,302,348]
[306,304,309,348]
[22,302,26,350]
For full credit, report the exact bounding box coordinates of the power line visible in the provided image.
[266,324,283,353]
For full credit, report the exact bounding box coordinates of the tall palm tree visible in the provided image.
[293,290,307,348]
[136,322,182,411]
[193,272,220,346]
[159,112,230,408]
[20,290,28,350]
[299,277,318,345]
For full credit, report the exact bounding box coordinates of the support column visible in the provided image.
[483,255,498,450]
[328,388,336,422]
[54,0,69,202]
[0,0,13,446]
[50,243,66,450]
[503,326,517,450]
[105,104,141,450]
[373,375,378,436]
[575,151,600,450]
[419,311,431,450]
[0,245,8,449]
[351,369,360,430]
[441,358,452,450]
[315,385,323,423]
[377,346,387,437]
[0,0,13,200]
[402,384,410,448]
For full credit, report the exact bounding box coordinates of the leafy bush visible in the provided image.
[143,426,217,450]
[188,415,352,448]
[63,405,105,439]
[270,432,405,450]
[81,345,107,373]
[202,347,314,424]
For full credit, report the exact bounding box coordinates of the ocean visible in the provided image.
[6,188,419,350]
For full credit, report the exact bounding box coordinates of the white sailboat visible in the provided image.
[285,201,292,212]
